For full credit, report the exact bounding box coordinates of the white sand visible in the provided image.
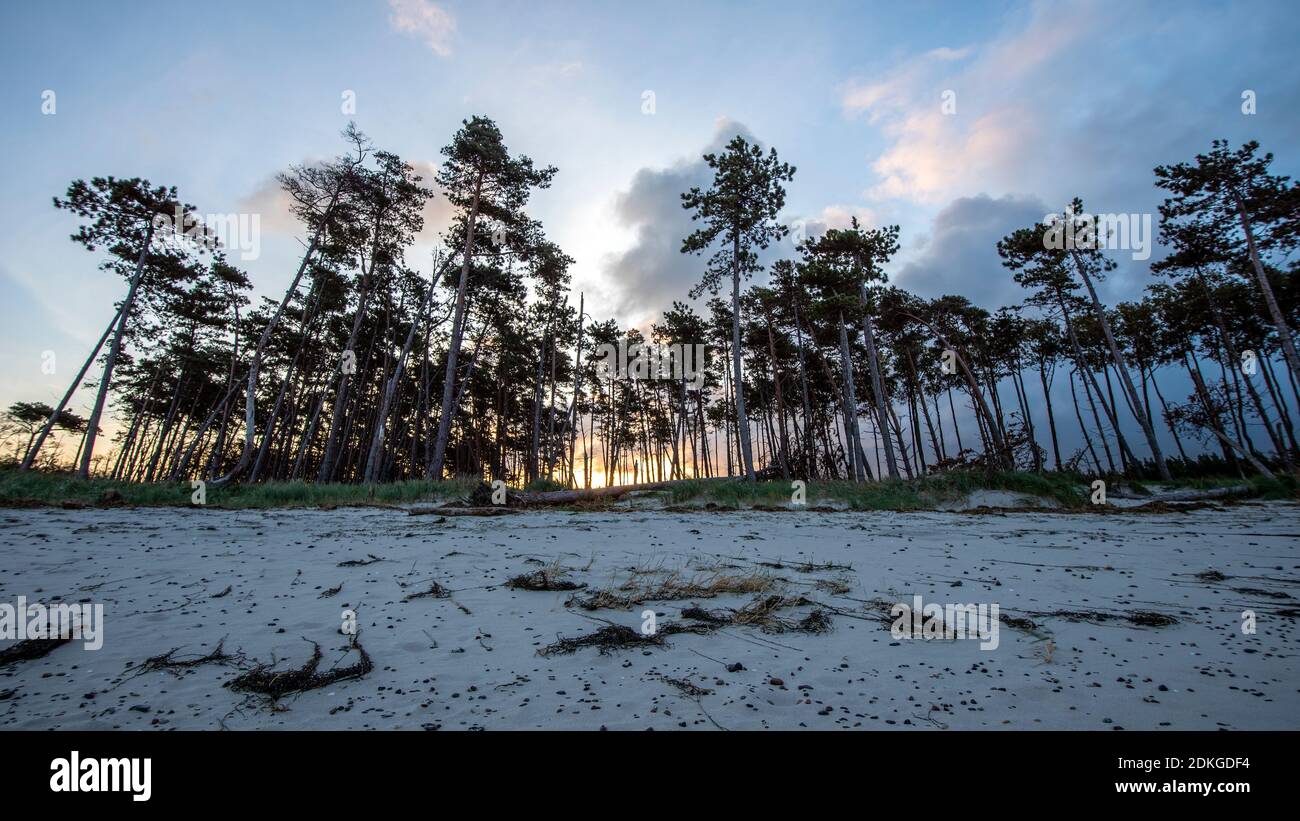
[1,501,1297,730]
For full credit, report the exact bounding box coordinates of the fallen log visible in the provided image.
[1147,485,1252,503]
[410,478,728,512]
[481,478,730,507]
[407,506,516,517]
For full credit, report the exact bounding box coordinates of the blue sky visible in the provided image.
[1,0,1297,460]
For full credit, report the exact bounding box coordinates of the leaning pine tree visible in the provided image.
[39,177,204,479]
[1155,140,1300,392]
[427,115,556,480]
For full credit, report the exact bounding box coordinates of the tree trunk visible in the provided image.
[837,314,866,481]
[730,234,755,480]
[429,173,482,479]
[859,287,899,478]
[22,304,124,470]
[212,186,340,485]
[793,302,815,479]
[1234,192,1300,390]
[78,222,155,479]
[1070,251,1171,479]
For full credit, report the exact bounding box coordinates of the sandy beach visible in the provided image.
[1,501,1297,730]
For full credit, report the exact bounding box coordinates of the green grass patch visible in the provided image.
[0,466,478,509]
[2,464,1286,512]
[667,470,1089,510]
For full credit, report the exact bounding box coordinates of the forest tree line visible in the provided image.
[6,120,1299,487]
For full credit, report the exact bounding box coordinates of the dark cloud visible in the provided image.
[892,193,1048,310]
[602,120,758,325]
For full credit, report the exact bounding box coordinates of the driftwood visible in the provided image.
[1111,485,1252,503]
[410,478,724,513]
[1147,485,1252,502]
[484,479,689,507]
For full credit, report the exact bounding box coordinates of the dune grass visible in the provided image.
[1,464,1287,511]
[0,466,477,509]
[666,470,1091,510]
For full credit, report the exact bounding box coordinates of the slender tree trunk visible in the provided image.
[859,287,899,478]
[1234,192,1300,389]
[759,306,790,478]
[568,293,585,488]
[836,314,866,481]
[1070,252,1171,479]
[793,303,815,479]
[213,187,340,485]
[729,234,755,479]
[22,304,125,471]
[78,222,156,479]
[364,257,453,482]
[1069,368,1103,474]
[1038,358,1062,470]
[429,174,482,479]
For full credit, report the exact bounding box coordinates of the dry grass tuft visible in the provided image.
[680,594,833,635]
[506,561,585,592]
[815,576,853,595]
[567,570,776,611]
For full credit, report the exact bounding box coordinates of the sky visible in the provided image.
[1,0,1297,464]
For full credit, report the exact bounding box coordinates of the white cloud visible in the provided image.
[388,0,456,57]
[840,0,1103,204]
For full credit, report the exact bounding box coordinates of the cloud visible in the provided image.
[839,1,1110,203]
[892,193,1048,310]
[842,46,973,123]
[838,0,1300,311]
[237,174,301,236]
[599,119,759,326]
[388,0,456,57]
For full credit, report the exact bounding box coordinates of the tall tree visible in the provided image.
[681,135,795,480]
[212,124,367,484]
[428,116,556,479]
[799,218,902,479]
[50,177,207,479]
[1155,140,1300,389]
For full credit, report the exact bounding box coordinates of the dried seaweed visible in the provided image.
[506,565,585,592]
[0,637,70,667]
[132,639,242,677]
[538,624,665,657]
[566,571,776,611]
[225,637,372,701]
[402,581,450,601]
